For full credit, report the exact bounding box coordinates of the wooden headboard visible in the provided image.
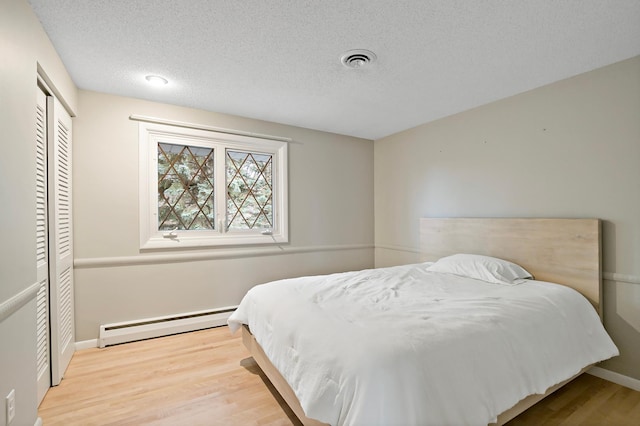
[420,218,602,315]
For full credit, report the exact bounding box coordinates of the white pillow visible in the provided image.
[426,254,533,285]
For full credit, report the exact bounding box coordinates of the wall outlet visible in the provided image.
[6,389,15,425]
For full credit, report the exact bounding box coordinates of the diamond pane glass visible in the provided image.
[158,143,214,231]
[226,150,273,230]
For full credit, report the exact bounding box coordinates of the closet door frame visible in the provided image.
[38,75,75,388]
[35,85,51,404]
[47,94,75,386]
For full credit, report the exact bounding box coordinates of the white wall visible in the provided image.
[0,1,77,425]
[72,91,374,341]
[374,56,640,380]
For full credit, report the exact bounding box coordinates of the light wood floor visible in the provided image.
[39,326,640,425]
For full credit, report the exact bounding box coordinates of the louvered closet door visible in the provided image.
[48,96,75,386]
[35,88,51,403]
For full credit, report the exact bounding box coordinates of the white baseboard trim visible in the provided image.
[75,308,237,350]
[588,366,640,392]
[75,339,98,350]
[98,307,237,348]
[35,417,43,426]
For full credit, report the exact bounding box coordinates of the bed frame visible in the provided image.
[242,218,603,425]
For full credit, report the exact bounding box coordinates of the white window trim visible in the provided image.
[139,122,288,250]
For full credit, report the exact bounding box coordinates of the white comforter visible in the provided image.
[228,263,618,426]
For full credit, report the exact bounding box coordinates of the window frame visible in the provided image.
[139,122,288,250]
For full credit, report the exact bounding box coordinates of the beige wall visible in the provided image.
[374,56,640,380]
[73,91,375,341]
[0,1,77,425]
[4,3,637,422]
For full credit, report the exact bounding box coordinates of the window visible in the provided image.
[139,122,288,249]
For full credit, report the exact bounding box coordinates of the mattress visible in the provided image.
[228,262,618,426]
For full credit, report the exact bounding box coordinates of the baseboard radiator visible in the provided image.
[98,306,237,348]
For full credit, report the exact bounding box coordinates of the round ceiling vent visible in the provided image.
[340,49,377,69]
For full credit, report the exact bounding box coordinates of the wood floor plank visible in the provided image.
[506,373,640,426]
[39,326,640,425]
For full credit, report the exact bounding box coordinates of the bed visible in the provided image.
[228,218,619,425]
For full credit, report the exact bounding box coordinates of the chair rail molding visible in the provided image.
[0,282,41,323]
[375,244,421,254]
[74,243,374,268]
[603,272,640,285]
[377,244,639,286]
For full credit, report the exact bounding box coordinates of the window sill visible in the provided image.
[140,233,288,250]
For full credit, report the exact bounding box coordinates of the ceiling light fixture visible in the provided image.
[145,75,169,86]
[340,49,377,69]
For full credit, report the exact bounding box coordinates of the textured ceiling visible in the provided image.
[28,1,640,140]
